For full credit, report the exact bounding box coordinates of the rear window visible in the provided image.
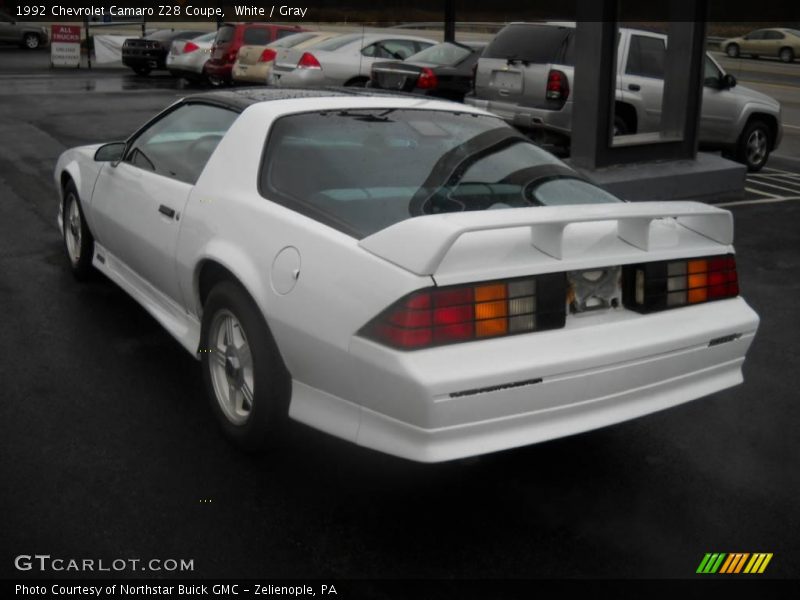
[484,24,574,64]
[260,109,619,238]
[312,34,361,52]
[271,32,317,48]
[406,42,475,66]
[243,27,271,45]
[215,25,235,45]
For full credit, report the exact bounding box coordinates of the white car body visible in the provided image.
[54,90,759,462]
[268,33,436,87]
[166,31,216,79]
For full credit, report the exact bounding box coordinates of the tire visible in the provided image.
[725,43,740,58]
[779,47,795,63]
[344,77,369,87]
[133,66,151,76]
[62,181,95,281]
[735,120,772,172]
[613,115,630,137]
[23,33,40,50]
[200,281,291,452]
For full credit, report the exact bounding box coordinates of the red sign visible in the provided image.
[51,25,81,44]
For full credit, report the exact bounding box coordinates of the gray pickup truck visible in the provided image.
[0,10,48,49]
[465,22,783,171]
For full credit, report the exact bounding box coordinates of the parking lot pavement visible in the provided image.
[1,50,799,580]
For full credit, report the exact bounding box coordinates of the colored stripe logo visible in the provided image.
[696,552,773,574]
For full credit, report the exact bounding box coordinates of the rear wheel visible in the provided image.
[62,181,95,281]
[23,33,40,50]
[613,115,630,137]
[735,120,772,172]
[725,43,740,58]
[779,47,795,63]
[200,281,291,452]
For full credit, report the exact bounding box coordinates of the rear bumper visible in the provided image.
[204,61,233,80]
[290,298,759,462]
[122,55,166,70]
[268,68,328,87]
[232,62,271,83]
[465,95,573,139]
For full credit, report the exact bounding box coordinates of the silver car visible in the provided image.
[166,31,216,83]
[466,23,783,171]
[0,10,48,49]
[268,32,436,87]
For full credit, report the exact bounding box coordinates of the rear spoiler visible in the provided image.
[358,201,733,275]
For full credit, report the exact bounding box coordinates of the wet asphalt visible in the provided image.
[0,48,799,582]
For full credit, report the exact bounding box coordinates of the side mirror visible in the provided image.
[722,73,737,89]
[94,142,125,163]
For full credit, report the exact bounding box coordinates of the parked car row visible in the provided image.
[121,22,784,171]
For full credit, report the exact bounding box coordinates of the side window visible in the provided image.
[745,30,765,40]
[703,56,722,86]
[124,104,238,185]
[243,27,271,45]
[626,35,666,79]
[382,40,421,60]
[765,30,785,40]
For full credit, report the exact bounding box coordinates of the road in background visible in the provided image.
[0,48,799,580]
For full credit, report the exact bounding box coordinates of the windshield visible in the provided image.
[260,110,620,238]
[405,42,474,66]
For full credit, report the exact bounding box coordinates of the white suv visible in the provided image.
[465,22,783,171]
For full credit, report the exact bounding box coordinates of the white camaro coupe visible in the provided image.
[54,89,760,462]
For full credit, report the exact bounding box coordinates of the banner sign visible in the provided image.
[50,25,81,68]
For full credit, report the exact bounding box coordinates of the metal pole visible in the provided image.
[444,0,455,43]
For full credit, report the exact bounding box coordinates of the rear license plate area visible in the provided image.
[567,267,622,314]
[492,70,522,91]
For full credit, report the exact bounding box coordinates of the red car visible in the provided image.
[205,22,306,86]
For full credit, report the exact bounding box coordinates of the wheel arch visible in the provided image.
[194,256,292,376]
[614,101,638,134]
[744,112,779,151]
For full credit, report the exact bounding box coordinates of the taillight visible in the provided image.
[361,274,566,350]
[183,41,200,54]
[226,49,238,63]
[297,52,321,69]
[623,255,739,313]
[416,67,438,90]
[546,69,569,102]
[259,48,277,63]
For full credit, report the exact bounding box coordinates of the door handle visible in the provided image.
[628,83,641,91]
[158,205,176,219]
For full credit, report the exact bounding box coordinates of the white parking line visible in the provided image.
[744,179,800,195]
[718,195,800,207]
[744,187,780,198]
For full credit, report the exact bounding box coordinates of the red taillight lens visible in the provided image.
[183,41,199,54]
[361,274,567,350]
[416,67,438,90]
[624,255,739,313]
[259,48,277,63]
[546,69,569,101]
[297,52,321,69]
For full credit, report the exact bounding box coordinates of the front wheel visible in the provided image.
[62,181,95,281]
[200,281,291,452]
[23,33,40,50]
[779,47,795,63]
[725,43,740,58]
[735,120,772,172]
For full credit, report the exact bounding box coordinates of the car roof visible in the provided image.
[183,87,457,112]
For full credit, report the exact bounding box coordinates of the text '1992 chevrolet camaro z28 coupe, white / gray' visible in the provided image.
[54,88,759,462]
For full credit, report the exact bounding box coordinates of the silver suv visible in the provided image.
[0,10,48,50]
[465,22,783,171]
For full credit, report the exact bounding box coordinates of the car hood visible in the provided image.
[731,83,780,108]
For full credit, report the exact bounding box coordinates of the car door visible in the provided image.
[0,12,17,42]
[90,102,239,303]
[741,30,766,55]
[764,30,785,57]
[699,55,737,145]
[619,33,667,133]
